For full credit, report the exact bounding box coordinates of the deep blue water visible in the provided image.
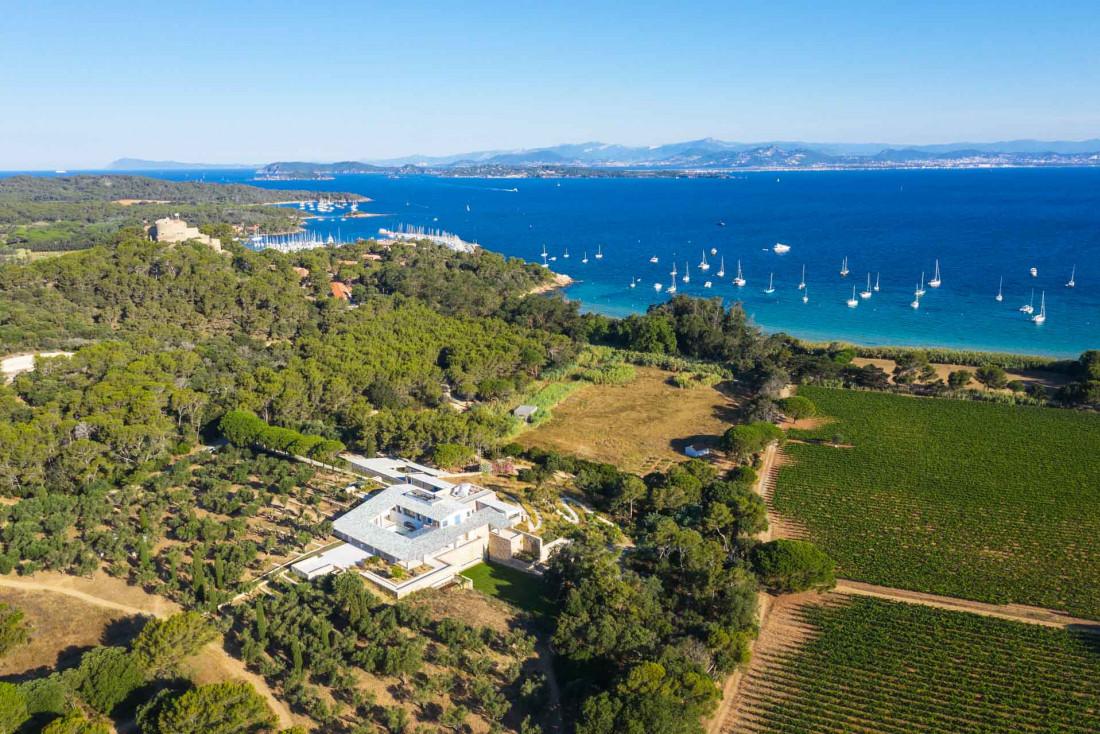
[34,168,1100,357]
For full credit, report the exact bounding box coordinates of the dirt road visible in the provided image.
[834,579,1100,631]
[705,441,781,734]
[0,573,297,728]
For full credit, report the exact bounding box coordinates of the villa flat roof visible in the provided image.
[341,454,447,479]
[332,483,518,560]
[292,543,371,576]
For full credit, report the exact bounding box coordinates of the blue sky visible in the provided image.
[2,0,1097,168]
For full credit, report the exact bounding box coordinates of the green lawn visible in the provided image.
[741,596,1100,734]
[460,562,552,618]
[775,386,1100,618]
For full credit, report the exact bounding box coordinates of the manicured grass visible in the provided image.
[459,562,551,617]
[739,596,1100,734]
[775,386,1100,618]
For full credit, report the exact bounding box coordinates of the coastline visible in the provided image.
[565,287,1079,361]
[528,272,574,295]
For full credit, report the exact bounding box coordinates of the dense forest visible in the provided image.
[0,175,354,254]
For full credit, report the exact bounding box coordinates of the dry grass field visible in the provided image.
[0,587,139,680]
[518,366,737,474]
[850,357,1068,391]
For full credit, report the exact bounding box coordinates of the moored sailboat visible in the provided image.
[928,259,942,288]
[1019,289,1035,314]
[1032,291,1047,324]
[860,273,872,299]
[764,272,775,294]
[733,260,746,287]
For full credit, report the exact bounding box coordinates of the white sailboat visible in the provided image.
[1032,291,1046,324]
[995,277,1004,302]
[1019,289,1035,314]
[595,244,603,260]
[873,272,881,292]
[540,245,549,268]
[669,264,678,293]
[846,286,859,308]
[915,272,926,297]
[840,257,850,277]
[581,251,588,264]
[798,264,806,290]
[860,273,872,299]
[733,260,746,287]
[630,276,637,289]
[911,291,920,309]
[682,262,691,283]
[699,250,710,271]
[1066,265,1076,288]
[716,256,726,278]
[801,287,809,304]
[563,248,570,259]
[928,259,942,288]
[764,272,775,294]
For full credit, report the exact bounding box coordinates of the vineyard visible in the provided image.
[774,386,1100,618]
[732,595,1100,734]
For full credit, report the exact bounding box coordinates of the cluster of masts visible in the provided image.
[540,243,603,267]
[628,248,1072,325]
[251,231,339,253]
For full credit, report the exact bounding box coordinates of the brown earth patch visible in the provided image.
[519,367,738,474]
[0,588,140,680]
[851,357,1068,392]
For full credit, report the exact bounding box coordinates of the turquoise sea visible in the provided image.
[93,169,1100,356]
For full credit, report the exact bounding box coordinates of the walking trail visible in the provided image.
[0,573,297,729]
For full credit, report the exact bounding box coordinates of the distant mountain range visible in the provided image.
[108,158,260,171]
[353,138,1100,169]
[110,138,1100,176]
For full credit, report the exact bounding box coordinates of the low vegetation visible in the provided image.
[737,595,1100,734]
[231,573,549,733]
[776,386,1100,617]
[519,366,737,473]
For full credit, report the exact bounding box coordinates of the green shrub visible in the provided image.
[779,396,817,419]
[431,443,474,470]
[721,422,784,461]
[751,539,836,593]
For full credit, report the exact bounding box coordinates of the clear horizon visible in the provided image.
[2,0,1098,169]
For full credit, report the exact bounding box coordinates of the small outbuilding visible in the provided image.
[513,405,538,422]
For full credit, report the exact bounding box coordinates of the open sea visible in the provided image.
[51,169,1100,357]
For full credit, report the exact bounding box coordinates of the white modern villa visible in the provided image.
[293,454,562,597]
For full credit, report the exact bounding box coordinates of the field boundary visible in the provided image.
[834,580,1100,632]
